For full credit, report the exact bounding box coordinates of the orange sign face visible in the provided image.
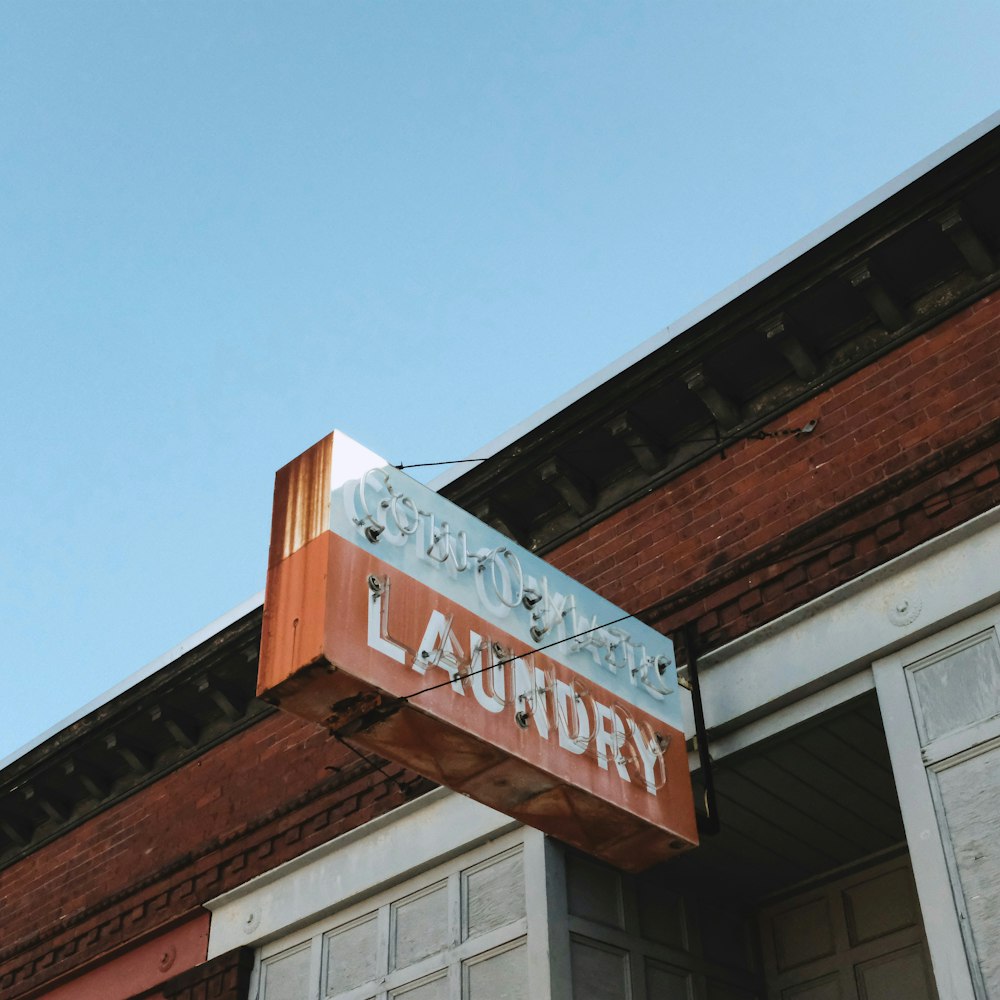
[258,432,697,871]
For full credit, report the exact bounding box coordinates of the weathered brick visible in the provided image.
[974,463,999,488]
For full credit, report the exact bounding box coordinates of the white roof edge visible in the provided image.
[430,108,1000,492]
[0,590,266,774]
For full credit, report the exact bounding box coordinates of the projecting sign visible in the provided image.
[258,431,697,870]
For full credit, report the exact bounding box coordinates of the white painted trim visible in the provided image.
[871,605,1000,1000]
[688,507,1000,737]
[685,670,874,768]
[873,660,976,1000]
[927,716,1000,770]
[430,111,1000,493]
[250,825,530,1000]
[522,829,556,1000]
[205,788,519,958]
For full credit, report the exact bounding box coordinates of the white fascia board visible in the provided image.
[205,787,518,958]
[686,506,1000,740]
[431,110,1000,493]
[0,591,266,774]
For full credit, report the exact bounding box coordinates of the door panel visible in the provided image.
[758,857,936,1000]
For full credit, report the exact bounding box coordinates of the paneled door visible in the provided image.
[757,856,937,1000]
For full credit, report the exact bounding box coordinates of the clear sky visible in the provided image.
[2,1,998,761]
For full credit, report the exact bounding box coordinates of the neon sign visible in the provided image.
[259,431,697,871]
[342,465,676,707]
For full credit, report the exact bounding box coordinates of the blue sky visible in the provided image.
[2,1,998,760]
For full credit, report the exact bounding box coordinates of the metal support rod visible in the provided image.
[684,622,720,836]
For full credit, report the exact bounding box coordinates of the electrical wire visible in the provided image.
[394,469,999,702]
[399,607,647,701]
[331,730,405,791]
[389,420,997,704]
[385,419,819,702]
[392,420,817,474]
[393,458,489,470]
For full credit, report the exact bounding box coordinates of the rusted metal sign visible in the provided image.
[258,431,697,870]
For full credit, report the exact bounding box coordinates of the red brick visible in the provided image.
[974,463,1000,488]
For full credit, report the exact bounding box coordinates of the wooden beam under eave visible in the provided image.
[538,457,595,516]
[470,498,529,546]
[104,732,153,775]
[607,411,670,474]
[196,676,246,722]
[845,260,905,332]
[933,205,995,277]
[760,315,820,381]
[149,704,200,749]
[21,783,72,824]
[63,757,112,800]
[0,813,34,847]
[682,365,740,430]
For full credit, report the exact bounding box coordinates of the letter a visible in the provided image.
[413,610,466,694]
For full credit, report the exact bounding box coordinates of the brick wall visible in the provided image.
[548,292,1000,654]
[0,710,432,999]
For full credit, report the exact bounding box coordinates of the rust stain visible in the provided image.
[259,528,698,871]
[268,434,332,568]
[259,529,330,696]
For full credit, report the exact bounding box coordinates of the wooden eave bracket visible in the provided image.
[538,457,595,516]
[845,260,905,332]
[20,782,72,824]
[196,675,247,721]
[607,411,671,474]
[760,314,820,381]
[470,498,529,546]
[0,813,33,847]
[682,364,740,430]
[104,732,153,775]
[933,205,996,277]
[63,757,112,800]
[149,704,201,749]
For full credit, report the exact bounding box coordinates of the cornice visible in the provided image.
[438,128,1000,555]
[0,607,271,868]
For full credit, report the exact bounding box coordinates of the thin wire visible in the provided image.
[400,608,645,700]
[396,472,998,701]
[392,420,816,472]
[331,730,405,790]
[391,424,995,703]
[385,421,817,703]
[393,458,489,470]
